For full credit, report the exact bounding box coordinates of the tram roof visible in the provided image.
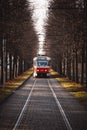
[33,56,51,61]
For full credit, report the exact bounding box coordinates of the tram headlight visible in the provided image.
[37,69,39,72]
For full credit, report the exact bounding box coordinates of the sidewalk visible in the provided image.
[0,68,33,104]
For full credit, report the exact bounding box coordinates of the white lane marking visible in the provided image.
[13,79,36,130]
[47,79,72,130]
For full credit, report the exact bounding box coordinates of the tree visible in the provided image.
[0,0,38,85]
[46,0,86,85]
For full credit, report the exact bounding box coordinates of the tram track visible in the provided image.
[13,79,36,130]
[12,78,72,130]
[0,77,87,130]
[47,79,72,130]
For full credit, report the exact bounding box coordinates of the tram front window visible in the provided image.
[37,61,48,67]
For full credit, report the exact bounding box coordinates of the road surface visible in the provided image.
[0,77,87,130]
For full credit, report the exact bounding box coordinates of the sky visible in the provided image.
[29,0,51,54]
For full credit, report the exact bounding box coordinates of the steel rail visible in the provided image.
[47,79,72,130]
[13,79,37,130]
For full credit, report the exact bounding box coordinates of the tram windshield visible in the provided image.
[37,61,48,67]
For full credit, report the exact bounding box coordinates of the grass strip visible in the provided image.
[0,68,33,103]
[51,70,87,107]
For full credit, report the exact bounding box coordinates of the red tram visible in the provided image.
[33,56,51,78]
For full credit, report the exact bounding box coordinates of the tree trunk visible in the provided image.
[68,58,71,80]
[15,57,18,77]
[5,49,8,81]
[72,56,75,81]
[66,49,71,79]
[18,58,23,75]
[57,55,62,75]
[13,55,18,78]
[1,37,6,85]
[85,0,87,86]
[85,28,87,86]
[75,48,79,83]
[9,54,13,80]
[63,58,66,75]
[81,46,85,84]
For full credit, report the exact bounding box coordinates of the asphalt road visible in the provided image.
[0,77,87,130]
